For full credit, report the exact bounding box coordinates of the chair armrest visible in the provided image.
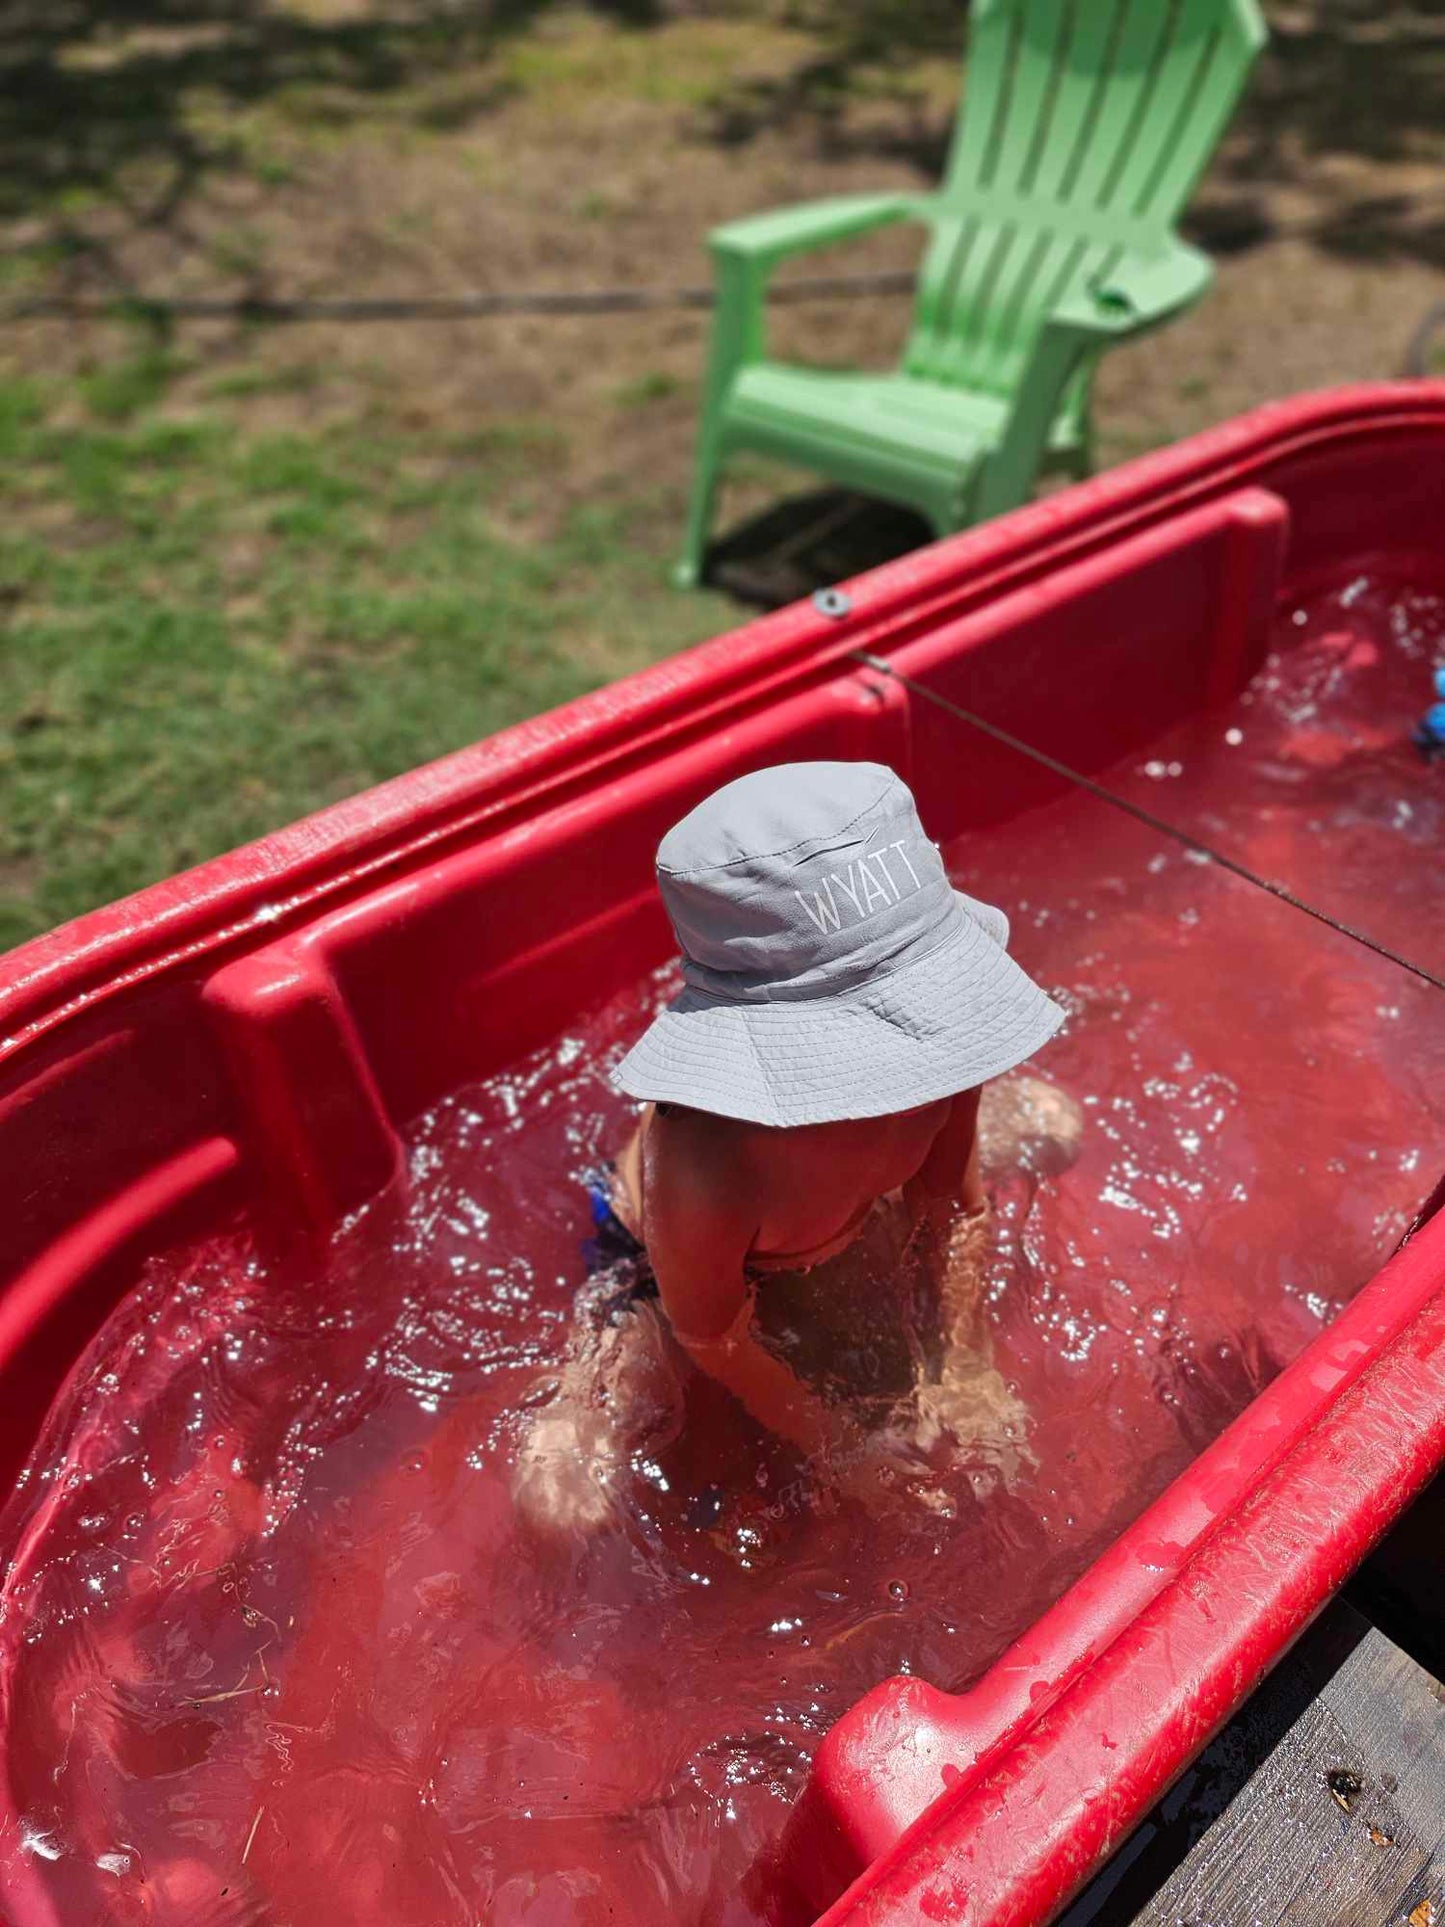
[1053,240,1215,340]
[710,192,931,270]
[973,242,1212,522]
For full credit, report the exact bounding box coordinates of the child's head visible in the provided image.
[613,762,1063,1127]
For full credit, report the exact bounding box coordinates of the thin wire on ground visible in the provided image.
[3,270,918,328]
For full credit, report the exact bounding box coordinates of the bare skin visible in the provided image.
[513,1076,1084,1534]
[612,1090,985,1461]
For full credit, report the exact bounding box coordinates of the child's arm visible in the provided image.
[905,1087,990,1353]
[643,1143,842,1460]
[906,1085,986,1216]
[681,1302,839,1460]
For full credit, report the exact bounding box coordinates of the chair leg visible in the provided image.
[676,251,764,590]
[1066,373,1097,479]
[923,479,975,544]
[675,433,723,590]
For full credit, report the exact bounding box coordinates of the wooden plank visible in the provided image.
[1060,1599,1445,1927]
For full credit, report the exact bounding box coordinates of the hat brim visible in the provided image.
[610,892,1065,1128]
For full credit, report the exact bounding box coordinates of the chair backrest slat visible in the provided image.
[1040,0,1138,209]
[949,0,1030,194]
[1121,0,1254,222]
[978,0,1075,199]
[1073,0,1187,214]
[906,0,1264,394]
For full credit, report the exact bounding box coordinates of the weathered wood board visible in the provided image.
[1060,1599,1445,1927]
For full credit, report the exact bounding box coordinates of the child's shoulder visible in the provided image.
[646,1101,766,1193]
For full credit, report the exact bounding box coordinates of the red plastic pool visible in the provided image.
[1,383,1444,1926]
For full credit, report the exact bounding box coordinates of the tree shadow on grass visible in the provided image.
[0,0,662,293]
[698,0,958,179]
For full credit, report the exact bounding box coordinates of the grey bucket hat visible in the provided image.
[612,761,1065,1128]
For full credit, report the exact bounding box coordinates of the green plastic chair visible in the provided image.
[678,0,1266,586]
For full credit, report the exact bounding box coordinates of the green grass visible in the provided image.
[0,369,728,953]
[79,345,193,423]
[615,369,682,408]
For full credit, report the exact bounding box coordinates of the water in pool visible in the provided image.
[2,576,1442,1924]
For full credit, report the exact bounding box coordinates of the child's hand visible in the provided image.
[513,1410,623,1536]
[825,1420,937,1518]
[911,1352,1032,1489]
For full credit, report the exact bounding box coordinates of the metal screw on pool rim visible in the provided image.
[812,588,852,620]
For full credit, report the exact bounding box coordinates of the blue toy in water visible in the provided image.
[1417,667,1445,759]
